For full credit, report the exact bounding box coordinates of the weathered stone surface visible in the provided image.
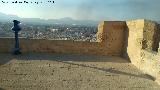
[125,19,160,85]
[124,19,145,68]
[0,54,160,90]
[97,21,126,56]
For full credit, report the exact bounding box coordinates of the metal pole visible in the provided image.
[12,20,21,55]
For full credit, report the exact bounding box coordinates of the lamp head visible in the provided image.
[13,20,20,24]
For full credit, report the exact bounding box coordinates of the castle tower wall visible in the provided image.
[97,21,126,56]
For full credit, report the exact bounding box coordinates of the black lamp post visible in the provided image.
[12,20,22,55]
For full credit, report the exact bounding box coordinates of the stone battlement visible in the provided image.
[0,19,160,84]
[0,21,127,56]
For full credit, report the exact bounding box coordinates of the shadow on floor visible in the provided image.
[0,53,130,65]
[56,60,155,81]
[0,87,5,90]
[0,53,155,81]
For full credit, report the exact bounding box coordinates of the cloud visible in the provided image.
[73,0,150,20]
[1,0,160,20]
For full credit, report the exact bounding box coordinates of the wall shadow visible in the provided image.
[56,60,155,81]
[15,53,129,63]
[122,23,131,62]
[0,87,5,90]
[0,52,129,65]
[152,23,160,52]
[0,54,15,65]
[0,53,154,81]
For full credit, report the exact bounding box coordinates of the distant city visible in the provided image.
[0,12,99,42]
[0,21,98,42]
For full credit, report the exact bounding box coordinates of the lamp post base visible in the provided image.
[12,48,21,55]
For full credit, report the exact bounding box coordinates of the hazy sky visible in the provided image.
[0,0,160,21]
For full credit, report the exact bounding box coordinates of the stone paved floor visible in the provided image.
[0,53,160,90]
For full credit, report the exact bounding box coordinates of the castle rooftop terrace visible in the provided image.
[0,19,160,89]
[0,53,160,90]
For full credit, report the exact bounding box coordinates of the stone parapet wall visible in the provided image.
[124,19,145,67]
[143,20,160,51]
[140,50,159,79]
[0,21,126,56]
[0,38,101,55]
[125,19,160,84]
[97,21,126,56]
[0,38,122,56]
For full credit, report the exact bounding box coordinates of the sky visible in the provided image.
[0,0,160,21]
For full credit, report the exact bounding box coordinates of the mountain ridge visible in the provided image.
[0,12,99,25]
